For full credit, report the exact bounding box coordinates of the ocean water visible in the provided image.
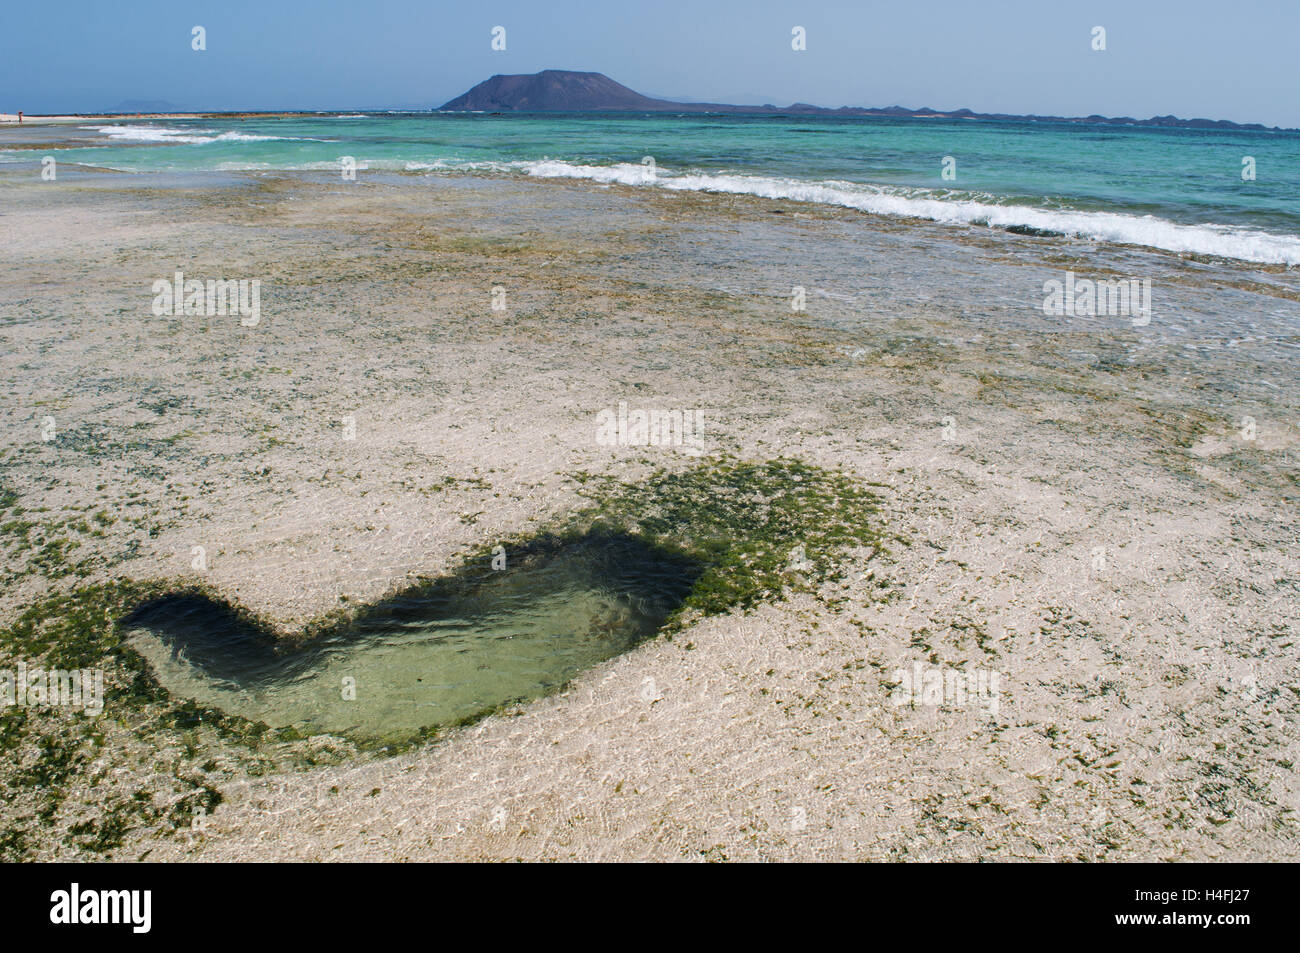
[5,112,1300,265]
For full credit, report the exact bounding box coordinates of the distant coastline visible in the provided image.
[5,107,1291,136]
[436,69,1294,133]
[4,67,1293,132]
[4,72,1293,134]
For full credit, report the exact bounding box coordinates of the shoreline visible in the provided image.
[0,112,323,123]
[4,108,1293,132]
[4,115,1297,267]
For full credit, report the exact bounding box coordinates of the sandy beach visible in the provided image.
[1,164,1297,861]
[0,114,115,124]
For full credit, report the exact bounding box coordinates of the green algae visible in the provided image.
[571,457,882,618]
[0,457,883,858]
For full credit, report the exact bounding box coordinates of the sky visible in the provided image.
[2,0,1297,127]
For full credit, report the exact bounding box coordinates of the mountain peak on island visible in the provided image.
[439,70,668,112]
[437,69,1282,131]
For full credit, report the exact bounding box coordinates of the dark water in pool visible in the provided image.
[122,531,701,739]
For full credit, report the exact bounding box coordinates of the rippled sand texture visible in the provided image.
[1,167,1298,860]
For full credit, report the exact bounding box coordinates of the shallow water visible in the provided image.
[123,532,701,739]
[6,113,1300,263]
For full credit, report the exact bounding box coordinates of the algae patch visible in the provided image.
[0,458,881,857]
[572,457,881,617]
[118,459,881,740]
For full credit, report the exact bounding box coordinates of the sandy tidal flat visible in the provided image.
[0,166,1297,861]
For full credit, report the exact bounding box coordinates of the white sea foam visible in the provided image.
[515,160,1300,266]
[82,125,334,144]
[82,124,217,143]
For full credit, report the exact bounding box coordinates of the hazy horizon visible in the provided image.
[3,0,1298,127]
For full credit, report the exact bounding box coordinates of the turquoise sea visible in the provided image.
[6,112,1300,264]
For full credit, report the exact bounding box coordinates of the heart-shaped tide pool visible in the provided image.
[123,531,702,739]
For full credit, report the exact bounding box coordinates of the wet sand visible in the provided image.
[1,167,1297,860]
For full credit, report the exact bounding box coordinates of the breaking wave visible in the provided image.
[81,125,333,144]
[512,160,1300,265]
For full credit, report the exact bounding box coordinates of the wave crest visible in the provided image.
[516,160,1300,265]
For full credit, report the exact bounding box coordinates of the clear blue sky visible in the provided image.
[2,0,1297,126]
